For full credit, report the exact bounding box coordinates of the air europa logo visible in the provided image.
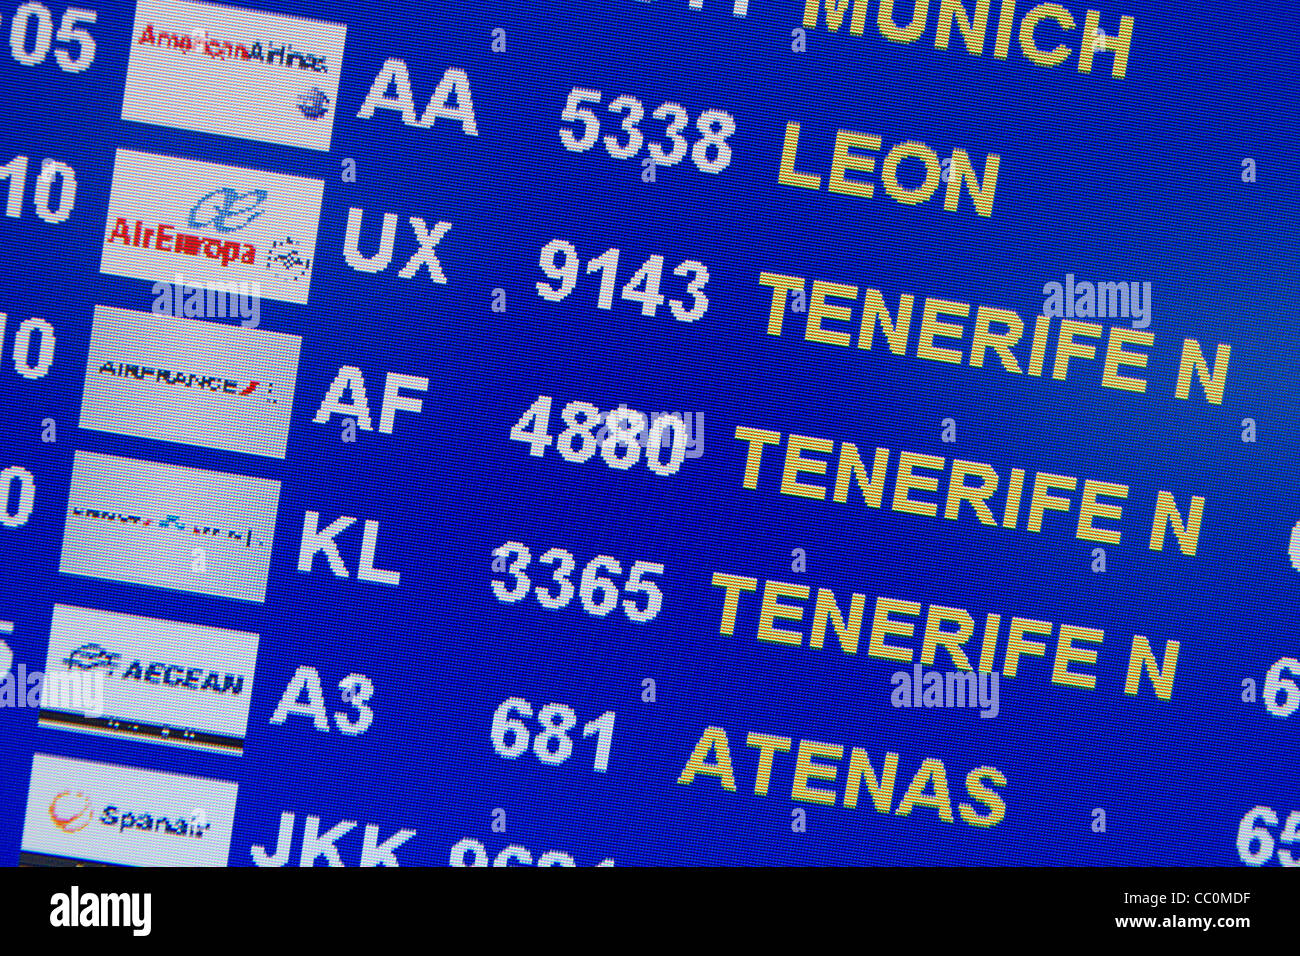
[267,237,310,281]
[107,219,257,266]
[102,150,324,304]
[189,186,266,232]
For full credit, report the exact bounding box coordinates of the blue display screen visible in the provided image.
[0,0,1295,867]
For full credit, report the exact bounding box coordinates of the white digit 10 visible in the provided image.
[0,156,76,222]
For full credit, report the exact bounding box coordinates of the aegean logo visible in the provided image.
[50,886,152,936]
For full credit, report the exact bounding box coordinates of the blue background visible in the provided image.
[0,0,1296,864]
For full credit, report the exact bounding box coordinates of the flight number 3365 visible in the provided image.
[492,541,665,623]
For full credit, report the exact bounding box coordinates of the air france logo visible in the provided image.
[92,358,280,405]
[189,186,266,232]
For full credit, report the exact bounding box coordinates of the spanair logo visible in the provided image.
[102,151,324,305]
[41,605,260,754]
[47,787,212,842]
[24,755,239,867]
[122,0,347,150]
[49,791,91,833]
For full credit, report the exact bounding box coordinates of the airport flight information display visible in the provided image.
[0,0,1295,867]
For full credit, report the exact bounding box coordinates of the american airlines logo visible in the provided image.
[137,22,331,73]
[121,0,347,151]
